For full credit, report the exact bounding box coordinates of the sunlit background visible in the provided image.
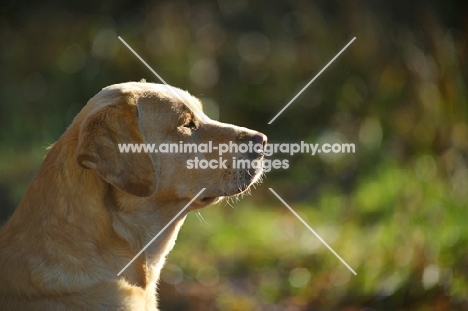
[1,0,467,310]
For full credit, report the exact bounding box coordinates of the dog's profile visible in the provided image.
[0,81,266,310]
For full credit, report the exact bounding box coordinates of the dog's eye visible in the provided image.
[184,120,197,130]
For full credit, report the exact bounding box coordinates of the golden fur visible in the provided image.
[0,82,266,310]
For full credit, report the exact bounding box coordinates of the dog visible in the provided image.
[0,81,266,310]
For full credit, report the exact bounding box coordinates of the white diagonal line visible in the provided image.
[268,37,356,124]
[268,188,357,275]
[118,36,172,87]
[117,188,206,276]
[118,36,207,122]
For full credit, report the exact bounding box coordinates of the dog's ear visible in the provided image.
[76,99,157,197]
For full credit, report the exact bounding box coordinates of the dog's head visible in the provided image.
[75,81,266,208]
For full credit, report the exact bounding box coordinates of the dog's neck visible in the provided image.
[108,186,188,285]
[4,133,188,297]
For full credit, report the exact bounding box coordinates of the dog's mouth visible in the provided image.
[192,196,222,209]
[222,165,265,196]
[200,196,222,204]
[194,177,259,207]
[193,156,265,208]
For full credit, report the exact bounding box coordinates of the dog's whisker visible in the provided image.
[225,198,235,208]
[0,79,269,309]
[195,211,207,224]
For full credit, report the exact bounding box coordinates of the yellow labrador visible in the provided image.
[0,81,266,310]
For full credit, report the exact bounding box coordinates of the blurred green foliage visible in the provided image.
[1,0,467,309]
[163,160,467,310]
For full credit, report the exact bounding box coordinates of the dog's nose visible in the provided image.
[253,133,267,147]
